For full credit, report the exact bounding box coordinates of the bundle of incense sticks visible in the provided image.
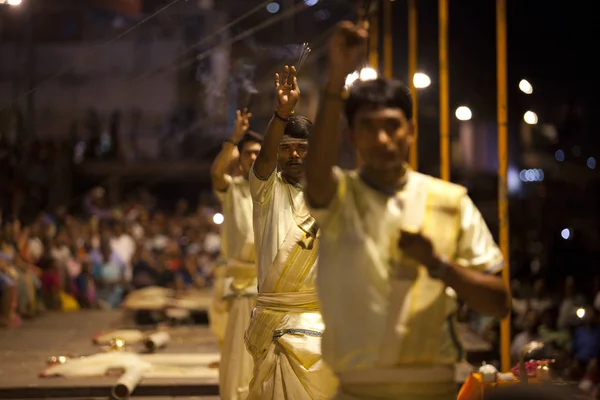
[295,42,312,71]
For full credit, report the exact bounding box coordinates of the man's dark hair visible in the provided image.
[283,115,313,140]
[237,130,263,153]
[345,78,413,126]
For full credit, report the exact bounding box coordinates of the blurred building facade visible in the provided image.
[0,0,229,150]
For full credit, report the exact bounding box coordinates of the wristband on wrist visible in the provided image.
[225,139,238,146]
[274,110,291,122]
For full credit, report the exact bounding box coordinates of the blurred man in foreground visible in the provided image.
[305,21,510,400]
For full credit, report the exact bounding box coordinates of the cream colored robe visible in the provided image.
[309,167,504,400]
[214,175,257,400]
[208,261,228,345]
[245,167,338,400]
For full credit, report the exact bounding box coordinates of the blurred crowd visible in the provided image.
[0,187,222,328]
[464,276,600,395]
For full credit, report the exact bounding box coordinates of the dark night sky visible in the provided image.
[387,0,597,133]
[223,0,598,151]
[3,0,597,149]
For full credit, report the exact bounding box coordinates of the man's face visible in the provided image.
[240,141,261,179]
[277,140,308,181]
[351,107,413,172]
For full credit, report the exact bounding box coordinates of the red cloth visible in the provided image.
[166,258,181,272]
[42,271,60,291]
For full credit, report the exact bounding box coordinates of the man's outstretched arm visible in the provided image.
[210,109,250,191]
[253,65,300,179]
[305,22,368,209]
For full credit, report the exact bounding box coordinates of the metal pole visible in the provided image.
[438,0,449,181]
[383,0,392,79]
[408,0,418,170]
[496,0,511,374]
[25,1,36,138]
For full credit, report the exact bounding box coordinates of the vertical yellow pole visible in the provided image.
[408,0,418,170]
[369,8,379,72]
[438,0,450,181]
[383,0,393,79]
[496,0,511,374]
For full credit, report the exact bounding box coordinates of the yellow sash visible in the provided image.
[223,259,258,299]
[378,174,465,365]
[245,222,319,356]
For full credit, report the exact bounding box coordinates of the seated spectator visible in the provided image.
[92,242,126,310]
[530,279,553,315]
[49,229,72,284]
[538,308,571,352]
[0,255,20,328]
[109,221,135,281]
[197,250,215,287]
[511,309,540,363]
[74,260,97,308]
[41,258,62,310]
[572,309,600,365]
[558,276,586,329]
[163,240,182,272]
[131,247,161,289]
[175,254,206,291]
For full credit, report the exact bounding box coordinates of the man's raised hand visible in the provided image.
[275,65,300,115]
[232,108,252,142]
[328,21,369,84]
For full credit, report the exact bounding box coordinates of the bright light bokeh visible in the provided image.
[213,213,224,225]
[359,67,378,81]
[266,2,280,13]
[561,228,571,240]
[523,111,538,125]
[507,166,522,194]
[455,106,472,121]
[4,0,22,5]
[519,169,544,182]
[303,0,318,5]
[577,308,586,319]
[345,71,359,87]
[555,149,565,162]
[345,67,378,88]
[413,72,431,89]
[519,79,533,94]
[588,157,597,170]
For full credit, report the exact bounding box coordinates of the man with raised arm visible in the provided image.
[210,109,261,399]
[244,65,338,400]
[304,22,511,400]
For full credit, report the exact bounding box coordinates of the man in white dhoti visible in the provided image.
[304,22,511,400]
[244,65,338,400]
[210,109,261,399]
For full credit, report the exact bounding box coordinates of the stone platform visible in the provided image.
[0,311,219,399]
[0,309,490,399]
